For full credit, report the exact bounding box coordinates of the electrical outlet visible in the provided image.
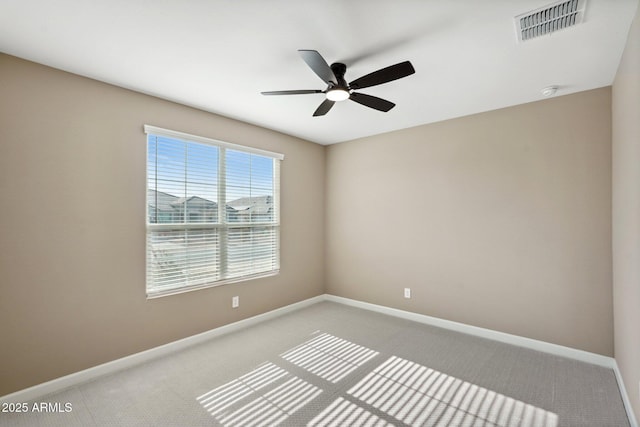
[404,288,411,299]
[232,296,239,308]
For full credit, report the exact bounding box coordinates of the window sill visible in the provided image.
[146,270,280,299]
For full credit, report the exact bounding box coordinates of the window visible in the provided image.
[145,125,283,298]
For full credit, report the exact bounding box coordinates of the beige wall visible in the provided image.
[613,1,640,421]
[326,88,613,356]
[0,54,325,396]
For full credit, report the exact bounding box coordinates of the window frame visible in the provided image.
[144,125,283,299]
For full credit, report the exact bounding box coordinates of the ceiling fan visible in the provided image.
[261,50,415,117]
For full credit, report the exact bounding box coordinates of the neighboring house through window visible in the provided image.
[145,125,282,298]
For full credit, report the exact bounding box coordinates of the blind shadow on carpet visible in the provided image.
[196,331,558,427]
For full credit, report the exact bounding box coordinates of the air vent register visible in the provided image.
[515,0,586,42]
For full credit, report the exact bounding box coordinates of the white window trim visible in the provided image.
[144,125,283,299]
[144,125,285,160]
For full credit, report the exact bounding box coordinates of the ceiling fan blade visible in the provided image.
[349,61,415,90]
[349,92,395,112]
[313,99,335,116]
[299,50,337,84]
[261,90,323,95]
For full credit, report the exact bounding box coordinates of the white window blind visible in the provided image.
[145,125,282,298]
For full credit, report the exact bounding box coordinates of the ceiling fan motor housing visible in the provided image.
[330,62,348,88]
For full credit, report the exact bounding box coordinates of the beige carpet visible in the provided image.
[0,301,629,426]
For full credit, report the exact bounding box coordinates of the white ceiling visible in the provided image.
[0,0,637,145]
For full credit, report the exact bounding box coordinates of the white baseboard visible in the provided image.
[613,360,639,427]
[324,294,614,368]
[0,295,324,404]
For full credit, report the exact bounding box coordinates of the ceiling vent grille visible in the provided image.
[515,0,586,42]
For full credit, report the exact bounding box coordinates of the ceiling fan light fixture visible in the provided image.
[326,88,350,102]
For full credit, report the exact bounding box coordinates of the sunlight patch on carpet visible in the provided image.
[196,362,321,426]
[280,332,379,383]
[344,356,558,427]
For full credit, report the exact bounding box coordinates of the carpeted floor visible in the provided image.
[0,301,630,426]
